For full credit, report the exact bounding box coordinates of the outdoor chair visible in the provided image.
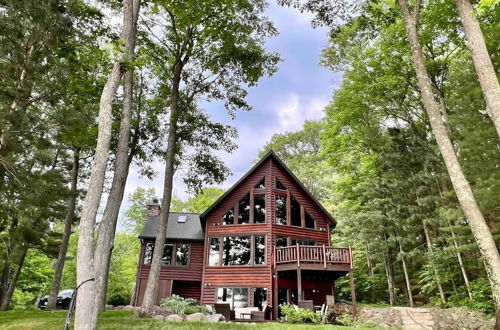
[250,305,272,321]
[214,303,234,321]
[298,300,314,311]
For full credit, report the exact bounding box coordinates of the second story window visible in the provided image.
[290,195,301,227]
[143,242,190,267]
[238,193,250,224]
[254,194,266,223]
[223,208,234,225]
[275,195,287,225]
[223,236,251,266]
[208,235,267,267]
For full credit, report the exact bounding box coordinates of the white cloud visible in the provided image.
[275,93,327,131]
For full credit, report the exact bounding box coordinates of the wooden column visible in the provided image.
[349,246,357,315]
[297,269,303,301]
[273,270,278,320]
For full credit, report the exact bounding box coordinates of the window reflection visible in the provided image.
[143,242,154,264]
[254,177,266,189]
[276,178,286,190]
[217,288,249,309]
[305,212,315,229]
[162,244,173,265]
[254,194,266,223]
[275,195,287,225]
[276,236,288,247]
[254,288,268,310]
[209,237,220,266]
[291,238,316,246]
[175,244,190,266]
[254,236,265,265]
[223,236,250,266]
[290,195,301,227]
[238,193,250,224]
[223,207,234,225]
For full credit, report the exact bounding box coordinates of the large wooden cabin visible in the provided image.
[132,151,356,319]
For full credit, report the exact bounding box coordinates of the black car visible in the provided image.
[38,289,74,309]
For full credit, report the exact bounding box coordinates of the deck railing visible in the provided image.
[275,245,351,268]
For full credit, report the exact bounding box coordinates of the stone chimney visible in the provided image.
[146,199,161,216]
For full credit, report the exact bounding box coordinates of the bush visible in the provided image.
[10,290,37,311]
[160,295,209,315]
[447,278,495,314]
[279,304,322,324]
[107,293,129,306]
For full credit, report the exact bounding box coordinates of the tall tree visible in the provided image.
[453,0,500,138]
[93,0,141,313]
[138,0,279,315]
[75,1,141,329]
[395,0,500,324]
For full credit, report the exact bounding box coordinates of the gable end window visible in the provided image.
[254,177,266,189]
[305,212,315,229]
[275,195,287,225]
[254,194,266,224]
[276,178,286,190]
[238,193,250,224]
[290,195,301,227]
[223,207,234,225]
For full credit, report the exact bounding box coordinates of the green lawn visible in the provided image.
[0,310,374,330]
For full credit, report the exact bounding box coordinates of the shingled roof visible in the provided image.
[138,212,204,241]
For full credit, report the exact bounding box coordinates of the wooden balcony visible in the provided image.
[274,245,352,271]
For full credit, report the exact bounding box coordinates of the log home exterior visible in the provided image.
[133,151,356,319]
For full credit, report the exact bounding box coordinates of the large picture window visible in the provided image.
[275,195,287,225]
[223,236,251,266]
[209,235,266,267]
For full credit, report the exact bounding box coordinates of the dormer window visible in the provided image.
[177,215,187,223]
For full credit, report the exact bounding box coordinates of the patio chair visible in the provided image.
[214,303,234,321]
[250,305,272,321]
[298,300,314,311]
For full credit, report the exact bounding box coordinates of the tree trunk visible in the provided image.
[384,257,395,306]
[398,239,414,307]
[0,246,28,310]
[454,0,500,138]
[47,148,80,310]
[422,222,447,304]
[74,1,137,329]
[139,62,183,316]
[93,0,140,314]
[397,0,500,324]
[450,222,473,300]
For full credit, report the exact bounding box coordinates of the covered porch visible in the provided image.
[272,245,357,319]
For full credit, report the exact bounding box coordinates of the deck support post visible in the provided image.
[349,246,357,316]
[297,268,303,301]
[273,270,278,320]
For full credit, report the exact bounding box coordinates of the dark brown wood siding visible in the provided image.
[200,157,334,308]
[172,280,202,301]
[133,240,204,306]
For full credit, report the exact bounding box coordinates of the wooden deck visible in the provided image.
[274,245,351,271]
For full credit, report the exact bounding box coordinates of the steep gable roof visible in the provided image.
[200,150,336,227]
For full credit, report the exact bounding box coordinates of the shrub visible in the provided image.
[447,278,494,314]
[279,304,322,324]
[160,295,209,315]
[11,290,37,310]
[107,293,129,306]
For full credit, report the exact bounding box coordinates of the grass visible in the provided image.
[0,310,376,330]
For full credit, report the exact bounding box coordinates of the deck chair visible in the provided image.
[298,300,314,311]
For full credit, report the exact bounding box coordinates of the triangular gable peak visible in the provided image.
[200,151,336,228]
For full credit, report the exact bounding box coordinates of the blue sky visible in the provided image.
[120,3,342,217]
